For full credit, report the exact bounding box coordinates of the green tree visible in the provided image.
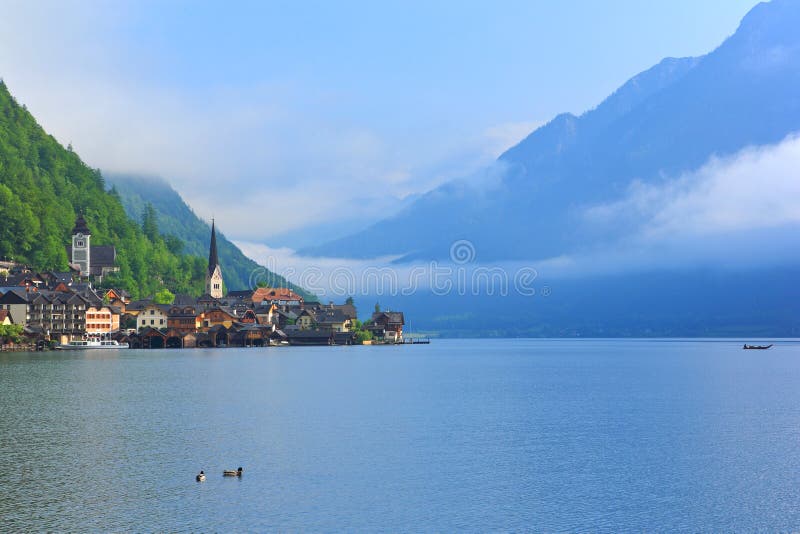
[354,329,373,344]
[164,234,184,255]
[141,203,159,242]
[0,324,24,344]
[153,288,175,305]
[0,183,40,258]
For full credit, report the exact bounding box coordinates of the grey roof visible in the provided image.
[172,294,197,306]
[65,245,117,272]
[312,308,350,325]
[126,299,153,311]
[226,290,253,299]
[0,288,28,303]
[307,302,357,320]
[1,273,34,286]
[370,311,405,325]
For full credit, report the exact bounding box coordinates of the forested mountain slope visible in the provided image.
[0,80,203,297]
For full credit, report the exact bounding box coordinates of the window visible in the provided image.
[150,319,154,325]
[76,240,84,247]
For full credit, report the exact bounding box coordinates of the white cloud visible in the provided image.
[586,134,800,240]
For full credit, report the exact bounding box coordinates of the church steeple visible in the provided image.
[205,219,223,298]
[208,218,219,276]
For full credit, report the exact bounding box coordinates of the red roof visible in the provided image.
[251,287,303,303]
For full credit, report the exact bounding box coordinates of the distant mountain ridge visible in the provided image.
[107,173,314,298]
[302,0,800,262]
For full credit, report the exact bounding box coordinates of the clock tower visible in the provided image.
[71,213,91,277]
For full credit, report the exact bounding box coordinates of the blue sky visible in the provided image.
[0,0,757,244]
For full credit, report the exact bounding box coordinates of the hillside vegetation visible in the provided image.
[0,80,205,297]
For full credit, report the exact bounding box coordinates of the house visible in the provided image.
[296,309,316,330]
[104,289,130,313]
[272,308,298,330]
[367,311,405,342]
[0,288,29,325]
[253,303,276,326]
[306,301,358,322]
[200,306,237,330]
[238,309,258,324]
[311,307,353,332]
[167,305,203,334]
[0,288,90,343]
[136,303,171,331]
[196,293,219,311]
[33,291,90,342]
[85,305,121,336]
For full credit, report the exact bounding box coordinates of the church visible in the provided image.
[205,219,224,298]
[66,213,119,281]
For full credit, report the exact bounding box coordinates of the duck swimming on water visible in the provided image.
[223,467,243,477]
[196,470,206,482]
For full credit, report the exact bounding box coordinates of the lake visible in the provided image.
[1,339,799,531]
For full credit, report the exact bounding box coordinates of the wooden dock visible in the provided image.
[402,337,431,344]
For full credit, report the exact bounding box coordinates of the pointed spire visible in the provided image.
[208,218,219,276]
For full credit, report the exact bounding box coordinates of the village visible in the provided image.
[0,214,408,350]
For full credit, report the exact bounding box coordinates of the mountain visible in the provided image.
[0,80,209,298]
[302,0,800,262]
[106,173,314,299]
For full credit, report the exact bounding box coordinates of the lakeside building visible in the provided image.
[366,311,405,343]
[85,304,121,336]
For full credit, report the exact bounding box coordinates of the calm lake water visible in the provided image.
[1,339,800,531]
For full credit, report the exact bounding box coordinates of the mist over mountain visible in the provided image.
[106,173,313,298]
[301,0,800,264]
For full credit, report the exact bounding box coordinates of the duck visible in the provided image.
[196,470,206,482]
[223,467,243,477]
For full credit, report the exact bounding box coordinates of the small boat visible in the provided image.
[743,344,773,350]
[56,339,129,350]
[223,467,243,477]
